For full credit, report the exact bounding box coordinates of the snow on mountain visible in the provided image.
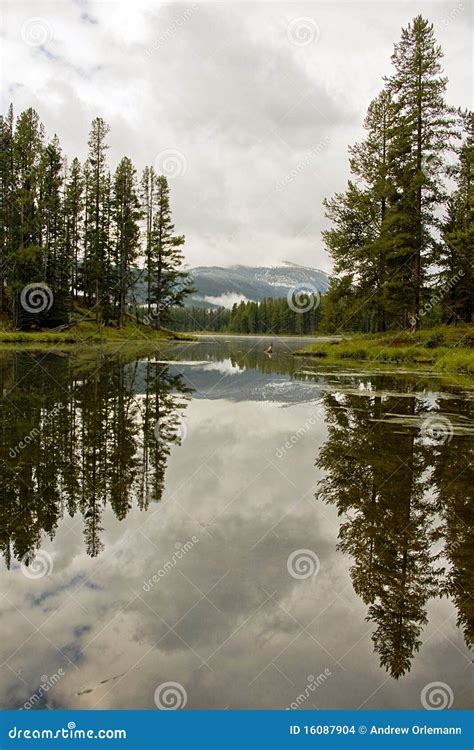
[186,262,330,309]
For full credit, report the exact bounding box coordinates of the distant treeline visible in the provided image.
[322,16,473,333]
[0,109,192,330]
[169,295,322,334]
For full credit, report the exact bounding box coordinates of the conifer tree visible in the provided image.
[84,117,110,326]
[64,157,84,303]
[349,90,393,331]
[440,111,473,323]
[140,166,158,316]
[11,108,45,326]
[0,104,15,312]
[148,176,193,328]
[112,157,142,327]
[12,107,44,251]
[37,135,69,324]
[386,15,457,327]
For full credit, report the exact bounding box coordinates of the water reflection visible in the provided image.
[0,340,472,709]
[315,374,473,678]
[0,351,191,566]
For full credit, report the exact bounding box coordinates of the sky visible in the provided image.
[1,0,472,273]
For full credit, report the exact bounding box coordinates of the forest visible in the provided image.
[321,16,472,334]
[0,111,192,331]
[169,296,322,334]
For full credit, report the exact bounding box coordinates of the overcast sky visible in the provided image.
[2,1,472,272]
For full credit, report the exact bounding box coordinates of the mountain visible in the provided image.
[132,262,330,309]
[184,262,331,309]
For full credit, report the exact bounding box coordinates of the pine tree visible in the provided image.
[440,111,473,323]
[84,117,110,326]
[140,166,158,317]
[38,135,69,324]
[349,90,393,331]
[148,176,193,328]
[386,15,458,328]
[12,107,44,251]
[323,182,380,331]
[112,157,142,327]
[0,104,15,312]
[64,157,84,304]
[11,108,46,327]
[101,169,113,325]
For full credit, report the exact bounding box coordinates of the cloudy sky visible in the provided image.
[2,1,472,272]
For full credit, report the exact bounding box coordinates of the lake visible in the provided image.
[0,336,472,710]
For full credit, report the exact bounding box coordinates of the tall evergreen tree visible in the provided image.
[38,135,69,324]
[112,157,142,327]
[11,108,46,327]
[323,182,381,331]
[12,107,44,251]
[148,175,193,328]
[0,104,15,313]
[349,90,393,331]
[84,117,110,326]
[140,166,158,316]
[385,15,457,328]
[64,157,84,303]
[440,111,473,323]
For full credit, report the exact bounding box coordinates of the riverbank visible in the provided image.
[0,320,194,348]
[294,326,474,375]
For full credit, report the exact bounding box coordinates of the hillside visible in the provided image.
[134,262,330,309]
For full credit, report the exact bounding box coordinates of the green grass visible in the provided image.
[295,325,474,375]
[0,318,194,348]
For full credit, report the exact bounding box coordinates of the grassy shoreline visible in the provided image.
[294,326,474,376]
[0,320,195,349]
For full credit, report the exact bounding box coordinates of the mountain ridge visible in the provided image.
[185,262,331,309]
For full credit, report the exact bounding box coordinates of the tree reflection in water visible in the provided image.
[0,351,191,565]
[315,375,473,678]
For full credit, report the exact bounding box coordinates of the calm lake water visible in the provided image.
[0,336,472,710]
